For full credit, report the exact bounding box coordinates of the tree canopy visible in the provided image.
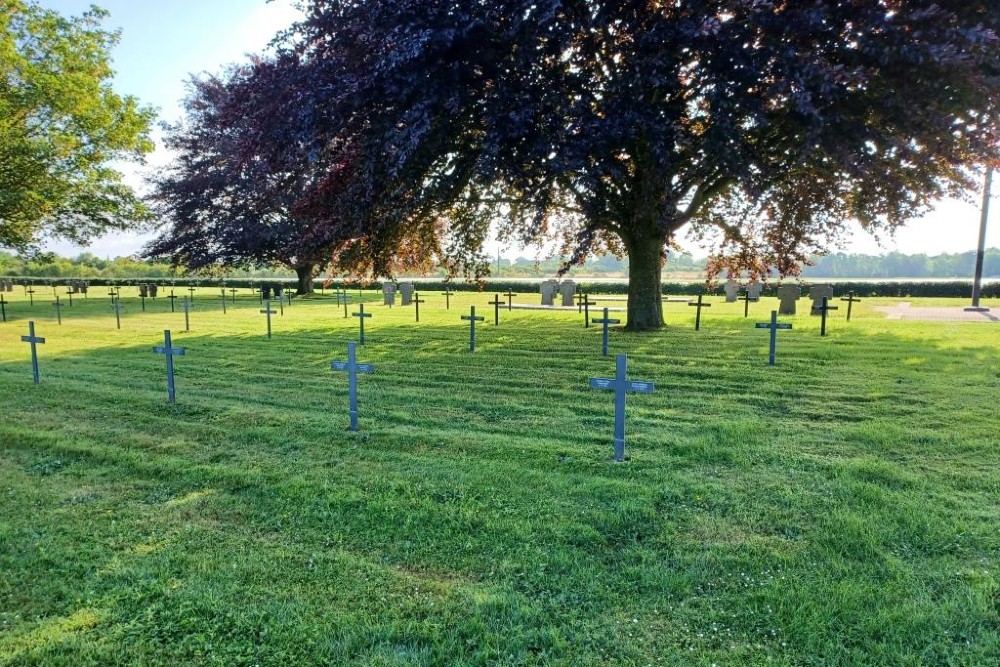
[0,0,155,251]
[198,0,1000,328]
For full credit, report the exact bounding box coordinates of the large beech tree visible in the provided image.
[0,1,155,251]
[266,0,999,328]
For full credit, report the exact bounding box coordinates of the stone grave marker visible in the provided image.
[353,303,372,344]
[382,281,396,307]
[746,279,763,301]
[808,284,834,315]
[540,280,557,306]
[559,280,576,307]
[777,285,801,315]
[724,279,739,303]
[260,300,277,339]
[839,292,862,321]
[589,354,654,462]
[330,341,374,432]
[153,330,186,404]
[591,307,620,357]
[20,321,46,384]
[688,294,711,330]
[149,283,158,298]
[488,294,503,326]
[399,282,414,306]
[755,311,792,366]
[462,305,484,352]
[139,283,149,298]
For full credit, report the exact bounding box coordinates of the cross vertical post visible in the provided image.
[168,290,178,312]
[27,287,35,306]
[153,329,186,404]
[229,288,238,303]
[188,286,196,302]
[688,294,712,330]
[0,294,7,322]
[353,303,372,344]
[462,305,485,352]
[330,341,375,432]
[818,296,838,336]
[413,292,425,322]
[442,287,453,310]
[504,290,517,310]
[65,289,73,307]
[182,297,192,332]
[52,296,63,325]
[591,307,620,357]
[140,293,146,312]
[839,292,861,322]
[111,299,123,330]
[488,294,503,326]
[589,354,654,462]
[755,310,793,366]
[278,295,284,316]
[581,294,595,328]
[20,321,45,384]
[221,293,227,314]
[740,291,752,317]
[260,300,276,338]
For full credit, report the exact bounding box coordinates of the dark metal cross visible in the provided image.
[688,294,712,331]
[755,310,793,366]
[504,290,517,310]
[0,294,7,322]
[181,297,193,332]
[229,288,238,302]
[65,288,74,307]
[110,299,124,330]
[488,294,503,326]
[575,292,587,313]
[591,307,620,357]
[739,291,753,317]
[353,303,372,344]
[817,296,838,336]
[220,292,227,314]
[338,289,350,318]
[413,292,425,322]
[52,296,63,325]
[589,354,654,462]
[26,287,35,306]
[330,341,375,432]
[168,290,178,312]
[260,300,277,338]
[839,292,862,322]
[462,305,484,352]
[21,321,45,384]
[188,286,197,301]
[442,287,453,310]
[580,293,596,328]
[153,329,186,404]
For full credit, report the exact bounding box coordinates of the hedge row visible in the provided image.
[3,276,996,298]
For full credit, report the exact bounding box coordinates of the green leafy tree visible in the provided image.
[0,0,155,251]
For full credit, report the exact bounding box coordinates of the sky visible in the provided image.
[38,0,999,261]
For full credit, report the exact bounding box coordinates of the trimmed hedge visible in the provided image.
[3,276,997,298]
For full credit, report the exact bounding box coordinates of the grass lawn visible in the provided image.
[1,286,998,666]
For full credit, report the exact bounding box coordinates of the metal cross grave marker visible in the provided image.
[755,310,793,366]
[739,290,753,318]
[580,293,596,328]
[26,287,35,307]
[110,299,124,330]
[353,303,372,344]
[260,300,277,338]
[442,287,453,310]
[220,292,227,314]
[330,341,375,432]
[52,296,64,325]
[688,294,712,331]
[817,296,838,336]
[167,290,178,312]
[591,307,620,356]
[0,294,7,322]
[504,290,517,310]
[181,297,193,332]
[839,292,862,322]
[462,305,484,352]
[488,294,503,326]
[413,292,425,322]
[589,354,654,462]
[21,321,45,384]
[153,330,186,404]
[65,288,74,307]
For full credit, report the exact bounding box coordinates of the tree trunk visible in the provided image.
[294,263,315,295]
[624,231,665,330]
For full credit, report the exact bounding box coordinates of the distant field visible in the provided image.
[1,288,997,666]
